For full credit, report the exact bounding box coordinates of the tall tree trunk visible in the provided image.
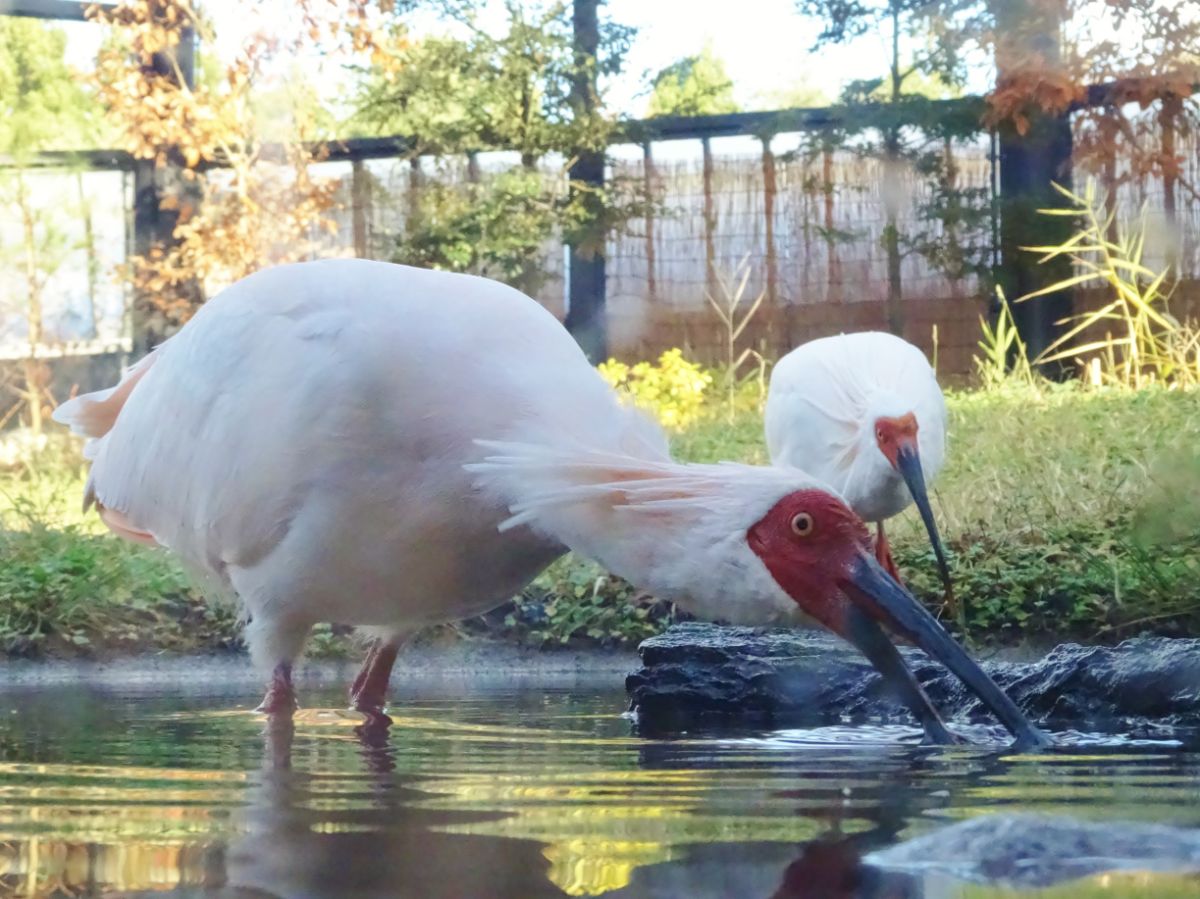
[991,0,1074,370]
[520,81,538,170]
[563,0,607,361]
[882,4,905,336]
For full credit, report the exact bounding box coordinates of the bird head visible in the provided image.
[872,411,953,597]
[745,486,941,649]
[745,484,1044,746]
[470,443,1044,746]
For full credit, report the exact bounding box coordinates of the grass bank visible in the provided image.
[1,382,1198,658]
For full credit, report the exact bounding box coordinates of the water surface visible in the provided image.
[0,673,1196,898]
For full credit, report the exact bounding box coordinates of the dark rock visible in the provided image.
[865,813,1200,887]
[625,623,1200,734]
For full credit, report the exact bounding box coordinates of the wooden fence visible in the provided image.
[4,98,1200,397]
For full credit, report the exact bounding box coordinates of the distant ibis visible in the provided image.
[765,331,952,595]
[53,261,1044,748]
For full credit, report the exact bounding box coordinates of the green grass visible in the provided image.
[0,440,241,656]
[922,384,1200,641]
[677,382,1200,644]
[1,383,1198,657]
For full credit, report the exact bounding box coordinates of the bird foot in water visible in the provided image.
[255,663,298,716]
[348,641,399,722]
[352,705,394,729]
[1010,728,1055,752]
[919,726,967,747]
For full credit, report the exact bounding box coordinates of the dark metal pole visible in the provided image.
[702,136,717,302]
[564,0,607,362]
[761,136,778,308]
[642,142,656,303]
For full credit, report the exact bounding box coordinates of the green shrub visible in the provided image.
[501,557,671,648]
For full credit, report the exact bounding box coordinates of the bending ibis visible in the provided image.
[53,261,1044,748]
[765,331,952,594]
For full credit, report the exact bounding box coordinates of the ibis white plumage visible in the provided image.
[53,261,1043,747]
[765,331,951,592]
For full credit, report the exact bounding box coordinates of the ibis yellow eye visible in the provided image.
[790,512,814,537]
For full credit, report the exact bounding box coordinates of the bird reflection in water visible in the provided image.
[769,836,921,899]
[201,717,568,899]
[177,720,922,899]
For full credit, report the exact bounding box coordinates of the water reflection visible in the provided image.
[217,718,568,898]
[0,684,1194,898]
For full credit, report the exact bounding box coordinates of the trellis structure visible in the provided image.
[6,0,1200,379]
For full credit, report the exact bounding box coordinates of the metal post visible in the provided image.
[351,159,370,258]
[761,136,778,307]
[643,142,657,303]
[564,0,607,362]
[407,155,423,233]
[1160,92,1181,226]
[702,136,717,302]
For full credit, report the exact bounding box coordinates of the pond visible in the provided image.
[0,662,1197,898]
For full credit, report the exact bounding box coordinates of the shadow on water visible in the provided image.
[0,680,1195,897]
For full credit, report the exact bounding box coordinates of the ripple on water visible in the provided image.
[0,686,1194,898]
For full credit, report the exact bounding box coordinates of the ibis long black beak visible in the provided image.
[840,552,1052,750]
[894,443,953,598]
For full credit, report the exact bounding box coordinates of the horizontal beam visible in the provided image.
[1079,75,1200,111]
[620,106,846,142]
[318,135,414,163]
[4,136,415,172]
[2,147,135,170]
[0,1,109,21]
[9,77,1198,173]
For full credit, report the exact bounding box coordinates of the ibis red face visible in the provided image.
[873,413,919,469]
[747,490,1050,749]
[874,413,953,597]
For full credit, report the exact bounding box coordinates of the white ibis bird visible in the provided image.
[53,260,1045,747]
[765,332,951,594]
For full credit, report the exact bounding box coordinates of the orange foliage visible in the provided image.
[87,1,342,329]
[988,71,1086,135]
[985,0,1200,205]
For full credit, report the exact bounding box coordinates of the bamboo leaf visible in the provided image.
[1015,272,1102,302]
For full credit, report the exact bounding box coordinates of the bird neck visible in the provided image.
[469,444,806,626]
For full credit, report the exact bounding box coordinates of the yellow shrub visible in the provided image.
[597,349,713,429]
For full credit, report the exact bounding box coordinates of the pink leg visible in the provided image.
[349,641,379,700]
[255,662,298,716]
[875,521,904,586]
[349,639,400,723]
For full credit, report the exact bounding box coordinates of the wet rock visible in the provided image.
[865,813,1200,887]
[625,623,1200,734]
